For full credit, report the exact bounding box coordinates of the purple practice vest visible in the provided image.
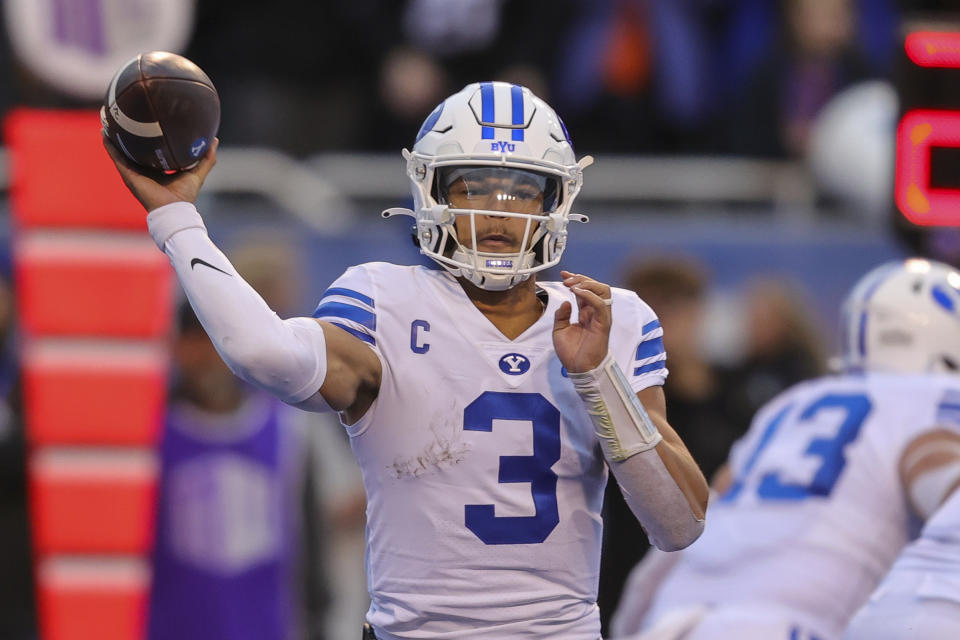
[148,394,301,640]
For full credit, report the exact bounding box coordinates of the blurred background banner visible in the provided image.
[4,0,195,100]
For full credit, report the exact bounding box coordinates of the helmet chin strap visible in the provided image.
[449,246,536,291]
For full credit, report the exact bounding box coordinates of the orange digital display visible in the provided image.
[905,31,960,68]
[896,30,960,227]
[896,109,960,225]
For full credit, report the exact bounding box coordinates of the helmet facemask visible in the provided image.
[383,82,592,291]
[424,165,559,291]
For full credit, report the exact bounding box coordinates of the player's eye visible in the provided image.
[513,187,541,201]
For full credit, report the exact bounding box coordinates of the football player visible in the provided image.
[104,81,708,639]
[844,459,960,638]
[611,258,960,640]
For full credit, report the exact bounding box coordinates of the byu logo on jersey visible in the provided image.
[499,353,530,375]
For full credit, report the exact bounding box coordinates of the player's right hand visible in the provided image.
[102,133,218,213]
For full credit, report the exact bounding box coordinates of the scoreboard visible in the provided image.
[896,27,960,226]
[893,12,960,261]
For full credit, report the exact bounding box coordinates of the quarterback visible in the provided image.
[104,81,708,638]
[611,259,960,640]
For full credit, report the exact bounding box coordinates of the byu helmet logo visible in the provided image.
[490,141,516,153]
[499,353,530,375]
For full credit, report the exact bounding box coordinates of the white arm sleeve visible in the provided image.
[147,201,328,407]
[569,353,704,551]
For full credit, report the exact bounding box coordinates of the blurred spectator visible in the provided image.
[598,257,744,634]
[723,0,890,157]
[0,273,36,640]
[149,239,340,640]
[366,0,577,151]
[624,257,746,478]
[184,0,389,154]
[722,276,828,430]
[148,302,328,640]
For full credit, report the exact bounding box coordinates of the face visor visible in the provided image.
[435,166,561,214]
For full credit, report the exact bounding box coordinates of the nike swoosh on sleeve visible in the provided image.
[190,258,232,276]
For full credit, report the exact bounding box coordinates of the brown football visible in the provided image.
[101,51,220,174]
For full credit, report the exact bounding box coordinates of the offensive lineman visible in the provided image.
[844,464,960,638]
[103,81,708,639]
[611,258,960,640]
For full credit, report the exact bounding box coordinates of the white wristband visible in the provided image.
[568,352,663,461]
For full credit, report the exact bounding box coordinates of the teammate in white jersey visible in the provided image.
[611,258,960,640]
[844,461,960,638]
[103,81,709,639]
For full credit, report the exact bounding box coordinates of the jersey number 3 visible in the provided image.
[463,392,561,545]
[722,393,873,503]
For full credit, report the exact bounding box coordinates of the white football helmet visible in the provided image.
[839,258,960,374]
[382,81,593,291]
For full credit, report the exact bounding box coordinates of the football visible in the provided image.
[101,51,220,174]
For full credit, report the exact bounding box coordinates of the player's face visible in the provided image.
[445,173,546,215]
[441,166,555,253]
[452,211,534,253]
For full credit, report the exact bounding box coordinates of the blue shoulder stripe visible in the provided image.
[636,336,665,361]
[330,322,375,345]
[633,360,667,376]
[642,319,661,335]
[313,301,376,330]
[321,287,374,308]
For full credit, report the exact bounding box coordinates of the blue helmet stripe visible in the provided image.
[856,264,898,358]
[511,85,524,141]
[480,82,495,140]
[415,102,444,143]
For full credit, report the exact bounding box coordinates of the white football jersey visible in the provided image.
[888,481,960,576]
[645,372,960,639]
[843,485,960,640]
[313,262,667,639]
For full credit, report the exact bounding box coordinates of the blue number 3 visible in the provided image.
[463,392,561,545]
[722,393,872,503]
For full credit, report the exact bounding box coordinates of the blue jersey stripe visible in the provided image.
[481,82,495,139]
[319,287,374,308]
[636,337,665,361]
[633,360,666,376]
[511,85,524,141]
[314,302,376,330]
[330,322,375,345]
[642,319,661,335]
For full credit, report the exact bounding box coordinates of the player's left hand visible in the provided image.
[553,270,612,373]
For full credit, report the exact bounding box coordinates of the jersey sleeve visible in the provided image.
[611,288,669,392]
[935,388,960,429]
[312,264,379,349]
